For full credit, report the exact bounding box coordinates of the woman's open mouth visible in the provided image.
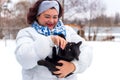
[46,23,54,28]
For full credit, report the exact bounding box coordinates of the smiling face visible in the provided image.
[37,8,59,30]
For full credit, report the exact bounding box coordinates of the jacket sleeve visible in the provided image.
[66,26,93,73]
[72,42,93,73]
[15,29,54,70]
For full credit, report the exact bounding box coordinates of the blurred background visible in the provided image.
[0,0,120,41]
[0,0,120,80]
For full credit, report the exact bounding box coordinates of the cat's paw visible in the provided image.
[37,60,45,65]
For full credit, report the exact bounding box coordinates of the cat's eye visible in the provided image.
[69,43,73,46]
[68,49,71,51]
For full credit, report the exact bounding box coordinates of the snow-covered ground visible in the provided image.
[0,40,120,80]
[77,41,120,80]
[0,40,22,80]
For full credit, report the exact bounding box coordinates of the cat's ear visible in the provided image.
[77,41,82,47]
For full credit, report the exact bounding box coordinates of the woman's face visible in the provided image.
[37,8,59,30]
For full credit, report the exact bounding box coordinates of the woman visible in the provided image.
[15,0,92,80]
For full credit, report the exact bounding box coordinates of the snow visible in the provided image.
[77,41,120,80]
[0,40,120,80]
[0,40,22,80]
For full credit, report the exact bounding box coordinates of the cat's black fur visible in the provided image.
[37,34,82,77]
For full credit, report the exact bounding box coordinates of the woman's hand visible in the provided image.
[53,60,75,78]
[51,35,67,49]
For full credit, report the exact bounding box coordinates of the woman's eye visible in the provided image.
[53,16,58,19]
[45,16,50,18]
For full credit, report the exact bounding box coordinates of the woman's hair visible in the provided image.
[27,0,63,24]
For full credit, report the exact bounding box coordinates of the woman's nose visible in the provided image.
[49,18,54,23]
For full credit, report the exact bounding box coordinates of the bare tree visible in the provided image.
[0,0,31,39]
[61,0,88,20]
[88,0,106,41]
[14,1,31,28]
[114,13,120,26]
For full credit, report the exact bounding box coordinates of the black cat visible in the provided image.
[37,34,82,77]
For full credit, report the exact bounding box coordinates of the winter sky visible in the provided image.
[103,0,120,16]
[10,0,120,16]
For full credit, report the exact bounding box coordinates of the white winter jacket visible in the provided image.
[15,26,92,80]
